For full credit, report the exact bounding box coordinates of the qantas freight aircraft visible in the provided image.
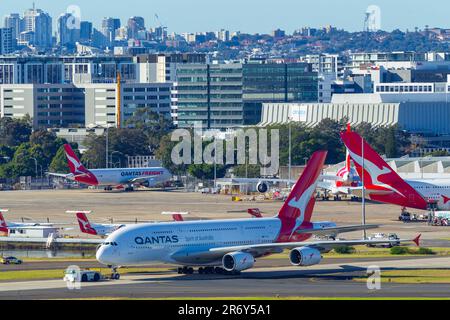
[49,144,172,191]
[96,151,419,278]
[341,130,450,211]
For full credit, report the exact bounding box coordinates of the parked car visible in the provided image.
[1,256,23,265]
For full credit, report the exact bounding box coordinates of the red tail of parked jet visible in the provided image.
[340,131,428,210]
[276,151,327,242]
[76,212,98,236]
[0,211,8,233]
[63,144,99,185]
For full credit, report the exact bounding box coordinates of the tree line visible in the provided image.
[0,113,413,182]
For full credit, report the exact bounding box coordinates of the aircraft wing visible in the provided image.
[316,181,363,195]
[170,235,420,264]
[222,175,341,185]
[130,176,159,184]
[0,236,104,245]
[208,235,421,257]
[294,224,379,237]
[47,172,71,179]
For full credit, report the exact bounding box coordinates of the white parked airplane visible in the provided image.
[96,151,419,278]
[0,209,67,234]
[49,144,172,191]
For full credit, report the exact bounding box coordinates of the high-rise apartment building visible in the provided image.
[0,28,14,54]
[101,17,121,47]
[127,17,145,40]
[3,14,21,41]
[22,8,52,48]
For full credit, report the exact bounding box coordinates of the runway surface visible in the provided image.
[1,257,449,299]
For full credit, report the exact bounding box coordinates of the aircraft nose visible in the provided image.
[96,244,114,265]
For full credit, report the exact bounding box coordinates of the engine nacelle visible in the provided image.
[289,247,322,267]
[342,172,354,184]
[256,182,269,193]
[222,252,255,272]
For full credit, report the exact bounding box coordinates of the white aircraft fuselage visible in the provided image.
[96,218,336,266]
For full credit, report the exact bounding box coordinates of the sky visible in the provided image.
[0,0,449,34]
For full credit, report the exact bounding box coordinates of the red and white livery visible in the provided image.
[340,130,450,210]
[49,144,172,191]
[96,151,418,276]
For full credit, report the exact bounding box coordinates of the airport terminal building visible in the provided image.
[258,91,450,136]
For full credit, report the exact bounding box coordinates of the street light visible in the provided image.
[110,151,123,168]
[288,117,293,188]
[30,157,38,178]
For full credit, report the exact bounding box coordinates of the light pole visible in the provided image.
[288,117,292,188]
[30,157,38,178]
[105,126,109,168]
[361,137,367,239]
[110,151,123,168]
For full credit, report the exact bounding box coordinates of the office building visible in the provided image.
[0,82,173,129]
[22,8,52,49]
[242,61,318,124]
[79,21,93,43]
[101,17,121,47]
[135,53,207,83]
[0,28,14,54]
[3,14,21,41]
[127,17,145,40]
[176,63,243,129]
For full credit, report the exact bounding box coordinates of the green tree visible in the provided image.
[187,163,226,181]
[233,164,260,178]
[124,108,175,151]
[0,116,32,147]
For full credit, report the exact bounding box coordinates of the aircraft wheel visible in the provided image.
[198,267,204,274]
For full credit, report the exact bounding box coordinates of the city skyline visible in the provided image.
[1,0,449,34]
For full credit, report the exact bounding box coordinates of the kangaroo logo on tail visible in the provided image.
[276,151,327,242]
[340,130,428,210]
[76,212,98,236]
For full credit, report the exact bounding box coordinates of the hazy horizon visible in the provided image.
[0,0,449,34]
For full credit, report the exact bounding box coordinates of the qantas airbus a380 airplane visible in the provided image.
[49,144,172,191]
[96,151,419,278]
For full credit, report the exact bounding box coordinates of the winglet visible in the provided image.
[413,234,422,247]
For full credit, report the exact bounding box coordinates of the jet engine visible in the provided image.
[222,252,255,272]
[289,247,322,267]
[256,181,269,193]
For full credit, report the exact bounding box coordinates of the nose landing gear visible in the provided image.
[109,266,120,280]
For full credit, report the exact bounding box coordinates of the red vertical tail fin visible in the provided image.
[64,144,88,174]
[340,131,428,210]
[276,151,327,242]
[0,210,8,233]
[75,211,98,236]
